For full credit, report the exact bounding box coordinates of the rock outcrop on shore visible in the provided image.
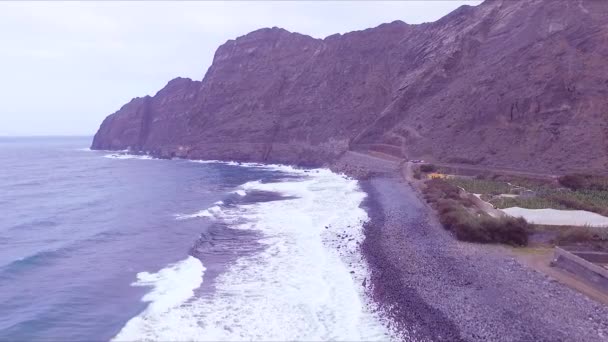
[92,0,608,173]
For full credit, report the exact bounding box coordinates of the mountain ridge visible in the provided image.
[92,0,608,173]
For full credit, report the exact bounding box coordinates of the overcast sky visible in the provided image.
[0,1,480,136]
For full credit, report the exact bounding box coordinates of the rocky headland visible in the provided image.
[92,0,608,174]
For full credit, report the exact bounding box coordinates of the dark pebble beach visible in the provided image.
[359,175,608,342]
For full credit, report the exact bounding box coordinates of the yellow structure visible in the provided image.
[429,172,447,179]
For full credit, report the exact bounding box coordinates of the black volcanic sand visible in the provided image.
[360,176,608,342]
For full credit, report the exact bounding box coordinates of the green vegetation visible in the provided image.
[551,174,608,215]
[422,173,608,248]
[547,189,608,216]
[444,173,608,217]
[446,178,512,195]
[424,177,608,248]
[502,176,553,192]
[489,189,608,216]
[489,196,567,210]
[423,179,529,246]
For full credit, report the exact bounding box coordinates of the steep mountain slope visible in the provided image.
[92,0,608,173]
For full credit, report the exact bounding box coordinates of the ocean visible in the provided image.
[0,136,390,341]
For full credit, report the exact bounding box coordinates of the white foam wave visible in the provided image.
[189,159,313,175]
[113,256,205,341]
[104,153,155,160]
[174,205,223,220]
[191,159,240,166]
[116,167,392,341]
[228,180,266,197]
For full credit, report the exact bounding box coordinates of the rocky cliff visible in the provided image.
[92,0,608,173]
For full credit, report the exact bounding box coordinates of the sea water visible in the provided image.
[0,136,390,341]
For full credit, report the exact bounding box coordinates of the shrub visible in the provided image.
[424,179,461,204]
[423,179,529,246]
[419,164,437,173]
[559,173,608,191]
[553,225,608,249]
[559,174,587,190]
[476,216,529,246]
[438,203,529,246]
[413,168,422,180]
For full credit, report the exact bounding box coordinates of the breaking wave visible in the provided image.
[113,256,205,341]
[174,205,224,220]
[114,165,392,341]
[103,153,156,160]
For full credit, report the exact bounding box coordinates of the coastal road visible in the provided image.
[348,146,561,180]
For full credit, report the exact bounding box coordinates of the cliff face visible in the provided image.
[92,0,608,173]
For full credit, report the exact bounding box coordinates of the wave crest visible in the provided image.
[116,166,391,341]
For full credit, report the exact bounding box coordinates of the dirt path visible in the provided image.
[361,175,608,342]
[512,247,608,306]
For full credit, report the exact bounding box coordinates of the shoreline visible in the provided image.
[358,172,608,341]
[111,159,392,340]
[359,178,463,341]
[98,148,608,340]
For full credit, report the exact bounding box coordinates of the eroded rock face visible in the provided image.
[92,0,608,172]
